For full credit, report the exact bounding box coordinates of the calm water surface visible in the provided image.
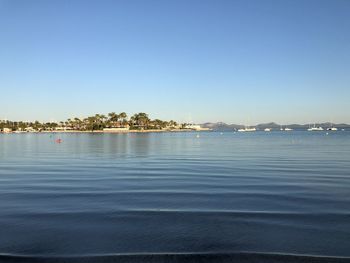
[0,132,350,262]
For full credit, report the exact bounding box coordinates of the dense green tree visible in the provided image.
[130,112,150,129]
[1,112,182,132]
[119,112,128,126]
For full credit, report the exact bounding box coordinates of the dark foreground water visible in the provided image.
[0,131,350,263]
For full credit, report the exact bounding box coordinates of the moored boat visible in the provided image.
[308,124,324,131]
[327,127,338,131]
[238,127,256,132]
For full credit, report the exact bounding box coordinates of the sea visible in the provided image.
[0,131,349,263]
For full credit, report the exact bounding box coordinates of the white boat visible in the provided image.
[238,127,256,132]
[308,127,324,131]
[284,127,293,131]
[327,127,338,131]
[307,124,324,131]
[264,128,271,132]
[327,123,337,131]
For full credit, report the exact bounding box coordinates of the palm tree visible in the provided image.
[152,119,166,129]
[73,117,82,130]
[118,112,127,127]
[108,112,118,127]
[130,113,150,129]
[87,116,97,131]
[93,114,103,130]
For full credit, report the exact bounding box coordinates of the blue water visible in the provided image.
[0,131,350,262]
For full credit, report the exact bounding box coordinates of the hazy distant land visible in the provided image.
[201,122,350,131]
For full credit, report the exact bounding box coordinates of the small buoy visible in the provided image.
[55,138,62,143]
[196,134,200,138]
[220,132,223,135]
[326,133,329,135]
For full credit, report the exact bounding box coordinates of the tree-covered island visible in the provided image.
[0,112,208,133]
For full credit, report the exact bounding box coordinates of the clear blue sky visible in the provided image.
[0,0,349,124]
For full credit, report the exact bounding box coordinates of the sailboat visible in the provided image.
[281,124,293,131]
[327,123,338,131]
[307,124,324,131]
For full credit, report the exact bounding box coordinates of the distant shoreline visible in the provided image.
[1,129,210,134]
[45,129,194,133]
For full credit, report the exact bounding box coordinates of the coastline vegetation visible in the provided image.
[0,112,184,132]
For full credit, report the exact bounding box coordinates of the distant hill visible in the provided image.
[201,122,350,131]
